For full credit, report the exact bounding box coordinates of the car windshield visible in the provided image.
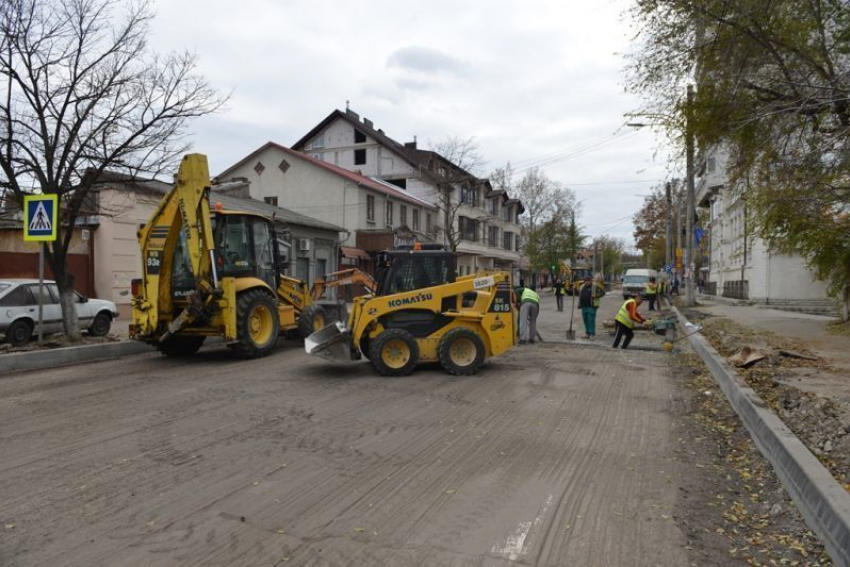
[623,275,649,285]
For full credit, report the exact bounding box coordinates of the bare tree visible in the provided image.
[0,0,226,339]
[427,136,485,252]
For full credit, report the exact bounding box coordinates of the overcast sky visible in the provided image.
[151,0,670,247]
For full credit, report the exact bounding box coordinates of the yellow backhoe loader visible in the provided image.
[130,153,367,357]
[306,249,517,376]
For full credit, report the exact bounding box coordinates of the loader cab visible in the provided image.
[373,250,456,296]
[170,211,281,295]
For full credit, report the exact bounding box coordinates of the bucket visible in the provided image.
[305,321,353,363]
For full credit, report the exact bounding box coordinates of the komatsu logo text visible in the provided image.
[388,292,433,308]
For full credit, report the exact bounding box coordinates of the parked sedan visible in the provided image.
[0,279,119,346]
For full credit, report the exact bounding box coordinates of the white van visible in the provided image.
[622,269,658,298]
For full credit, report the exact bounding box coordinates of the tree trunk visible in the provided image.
[843,284,849,323]
[55,271,82,341]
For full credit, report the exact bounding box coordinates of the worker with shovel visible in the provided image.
[578,275,605,340]
[612,294,648,349]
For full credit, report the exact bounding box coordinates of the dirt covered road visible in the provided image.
[1,336,691,566]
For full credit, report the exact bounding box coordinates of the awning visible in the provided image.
[340,246,371,261]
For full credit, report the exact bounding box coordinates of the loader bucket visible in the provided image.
[305,321,353,363]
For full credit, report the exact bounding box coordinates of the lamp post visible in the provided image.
[626,84,697,306]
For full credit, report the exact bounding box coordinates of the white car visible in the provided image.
[0,279,119,346]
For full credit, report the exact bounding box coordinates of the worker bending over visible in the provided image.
[519,285,540,344]
[612,294,647,349]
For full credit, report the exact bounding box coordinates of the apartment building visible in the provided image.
[292,107,526,281]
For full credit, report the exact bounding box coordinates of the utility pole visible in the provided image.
[665,181,672,269]
[685,84,696,306]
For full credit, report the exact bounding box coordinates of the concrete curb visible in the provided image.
[672,306,850,566]
[0,340,154,374]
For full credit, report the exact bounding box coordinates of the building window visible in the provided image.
[311,153,323,161]
[354,129,366,143]
[515,235,521,251]
[503,206,512,222]
[386,201,393,226]
[503,231,512,250]
[354,149,367,165]
[426,213,432,234]
[460,185,477,206]
[367,194,375,222]
[400,205,408,227]
[488,199,499,216]
[254,161,265,176]
[311,135,325,149]
[264,196,278,207]
[488,225,498,247]
[459,216,478,242]
[387,178,407,190]
[279,159,290,173]
[412,209,420,231]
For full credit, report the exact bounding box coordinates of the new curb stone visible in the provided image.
[0,341,154,374]
[673,306,850,566]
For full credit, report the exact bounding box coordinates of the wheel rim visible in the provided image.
[94,317,108,334]
[449,337,477,367]
[381,338,411,370]
[13,326,27,343]
[248,304,274,345]
[312,313,325,332]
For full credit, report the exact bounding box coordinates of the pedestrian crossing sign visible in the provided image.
[23,194,58,242]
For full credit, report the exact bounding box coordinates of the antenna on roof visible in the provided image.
[345,100,350,111]
[414,135,417,142]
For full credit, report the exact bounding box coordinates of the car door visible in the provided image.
[0,284,37,332]
[28,284,63,334]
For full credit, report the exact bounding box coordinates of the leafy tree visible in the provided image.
[595,235,626,280]
[627,0,850,320]
[633,185,669,268]
[0,0,225,338]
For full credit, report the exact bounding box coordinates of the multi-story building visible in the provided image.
[292,107,526,281]
[696,145,835,314]
[216,142,437,263]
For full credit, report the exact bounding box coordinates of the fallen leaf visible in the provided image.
[445,489,456,494]
[353,527,365,533]
[276,528,286,534]
[5,523,15,530]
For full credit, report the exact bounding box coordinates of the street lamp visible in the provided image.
[625,88,697,307]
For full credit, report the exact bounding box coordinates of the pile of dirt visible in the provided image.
[672,352,831,565]
[682,311,850,492]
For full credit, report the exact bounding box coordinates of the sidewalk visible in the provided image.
[690,296,850,401]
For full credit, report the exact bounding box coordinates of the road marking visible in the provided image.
[491,494,553,560]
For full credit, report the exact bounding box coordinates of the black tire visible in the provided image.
[298,304,328,339]
[156,336,205,357]
[6,319,33,346]
[438,327,486,376]
[369,328,419,376]
[230,289,280,358]
[88,312,112,337]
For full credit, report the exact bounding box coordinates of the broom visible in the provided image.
[565,286,577,340]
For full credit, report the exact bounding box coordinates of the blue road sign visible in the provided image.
[23,195,58,242]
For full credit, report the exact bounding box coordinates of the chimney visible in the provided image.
[404,141,417,150]
[346,108,360,121]
[377,129,385,135]
[364,118,373,129]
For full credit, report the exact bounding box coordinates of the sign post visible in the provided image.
[23,195,58,343]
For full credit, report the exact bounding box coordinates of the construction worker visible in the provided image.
[645,277,659,312]
[519,285,540,345]
[612,294,647,349]
[553,277,565,312]
[578,275,605,339]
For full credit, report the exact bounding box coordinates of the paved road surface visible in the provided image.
[1,296,689,566]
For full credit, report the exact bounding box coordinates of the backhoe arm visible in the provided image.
[311,268,377,300]
[133,154,218,339]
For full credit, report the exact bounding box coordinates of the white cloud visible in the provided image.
[148,0,670,245]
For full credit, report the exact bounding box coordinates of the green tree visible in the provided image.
[632,185,668,269]
[627,0,850,320]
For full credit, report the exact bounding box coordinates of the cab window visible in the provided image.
[0,285,34,307]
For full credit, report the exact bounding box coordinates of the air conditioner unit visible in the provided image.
[298,238,311,252]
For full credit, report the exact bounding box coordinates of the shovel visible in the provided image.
[565,288,577,340]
